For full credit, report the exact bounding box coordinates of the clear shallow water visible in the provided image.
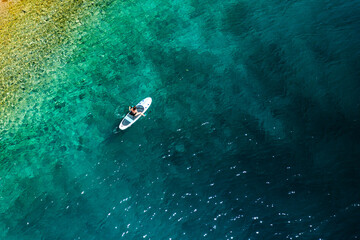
[1,0,360,239]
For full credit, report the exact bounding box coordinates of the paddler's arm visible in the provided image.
[129,106,131,111]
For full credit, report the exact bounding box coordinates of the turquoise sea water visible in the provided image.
[1,0,360,239]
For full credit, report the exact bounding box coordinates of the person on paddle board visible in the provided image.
[129,106,145,117]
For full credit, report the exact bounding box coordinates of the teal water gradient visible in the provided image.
[1,0,360,239]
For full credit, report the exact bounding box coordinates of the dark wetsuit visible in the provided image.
[129,110,137,116]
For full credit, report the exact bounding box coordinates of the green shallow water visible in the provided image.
[1,0,360,239]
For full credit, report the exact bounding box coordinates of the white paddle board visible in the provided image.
[119,97,152,130]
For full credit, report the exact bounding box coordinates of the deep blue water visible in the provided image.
[1,0,360,239]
